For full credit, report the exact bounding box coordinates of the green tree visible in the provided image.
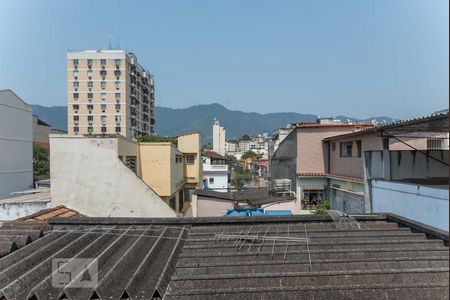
[241,134,250,141]
[225,154,237,168]
[33,144,50,180]
[241,150,258,160]
[313,200,331,215]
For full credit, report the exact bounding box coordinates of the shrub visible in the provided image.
[313,200,331,215]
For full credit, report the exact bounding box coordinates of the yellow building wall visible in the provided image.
[177,133,202,188]
[117,136,141,176]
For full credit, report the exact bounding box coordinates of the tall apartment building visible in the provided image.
[212,119,226,156]
[67,50,155,139]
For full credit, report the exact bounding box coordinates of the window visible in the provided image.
[87,93,93,99]
[427,138,444,150]
[101,93,107,100]
[101,115,107,125]
[101,81,106,89]
[73,126,79,133]
[209,177,214,184]
[72,59,79,65]
[186,154,196,165]
[87,59,93,65]
[100,70,107,76]
[100,59,107,65]
[88,115,93,121]
[73,115,79,121]
[87,127,93,134]
[87,81,93,88]
[101,127,107,133]
[115,92,121,99]
[101,104,107,111]
[87,70,93,77]
[115,104,121,110]
[356,140,362,157]
[73,93,79,100]
[115,81,120,90]
[87,104,94,111]
[115,126,121,133]
[73,71,79,77]
[340,141,353,157]
[331,142,336,151]
[115,59,121,66]
[115,115,121,122]
[72,104,79,110]
[73,81,79,88]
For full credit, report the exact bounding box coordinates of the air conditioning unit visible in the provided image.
[88,110,92,114]
[74,110,78,114]
[88,88,92,92]
[74,121,78,125]
[89,121,93,125]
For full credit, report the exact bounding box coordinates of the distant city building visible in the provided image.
[0,90,33,199]
[67,49,155,139]
[212,119,226,156]
[202,150,229,192]
[225,141,237,154]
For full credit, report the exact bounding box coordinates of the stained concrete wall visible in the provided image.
[177,133,202,188]
[191,194,233,217]
[50,135,176,217]
[0,90,33,199]
[0,201,50,220]
[371,180,448,231]
[271,130,297,191]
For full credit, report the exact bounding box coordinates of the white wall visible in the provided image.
[0,201,50,221]
[261,200,300,214]
[371,180,448,231]
[0,90,33,199]
[50,135,176,217]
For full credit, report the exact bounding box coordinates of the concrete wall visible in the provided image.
[328,133,382,179]
[365,150,449,181]
[0,201,50,221]
[297,126,362,174]
[33,116,52,147]
[261,200,301,214]
[371,180,449,231]
[50,135,176,217]
[0,90,33,199]
[271,130,297,191]
[139,142,175,197]
[177,133,202,188]
[191,194,233,217]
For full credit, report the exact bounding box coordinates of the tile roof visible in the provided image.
[202,149,227,160]
[17,205,84,222]
[0,214,447,299]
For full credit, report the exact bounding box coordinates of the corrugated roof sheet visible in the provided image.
[0,214,446,299]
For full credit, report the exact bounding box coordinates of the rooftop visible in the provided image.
[0,214,447,299]
[202,149,227,160]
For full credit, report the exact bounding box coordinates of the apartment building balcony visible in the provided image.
[203,164,228,172]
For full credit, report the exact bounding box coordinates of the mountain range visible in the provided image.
[32,103,395,143]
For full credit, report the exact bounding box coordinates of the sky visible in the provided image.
[0,0,448,119]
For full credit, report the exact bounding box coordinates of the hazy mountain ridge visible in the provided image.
[32,103,395,142]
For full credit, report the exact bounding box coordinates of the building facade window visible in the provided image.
[87,93,93,99]
[101,115,107,125]
[100,59,107,65]
[73,115,79,121]
[101,93,106,100]
[209,177,214,184]
[73,126,79,133]
[340,141,353,157]
[115,92,120,99]
[73,93,79,100]
[72,59,79,65]
[115,126,121,133]
[115,104,121,110]
[88,115,93,122]
[87,70,93,77]
[115,81,120,90]
[101,81,106,89]
[101,127,107,133]
[72,104,79,110]
[87,81,93,88]
[101,104,107,111]
[115,59,121,65]
[73,81,79,88]
[186,154,196,165]
[87,59,93,65]
[73,71,79,77]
